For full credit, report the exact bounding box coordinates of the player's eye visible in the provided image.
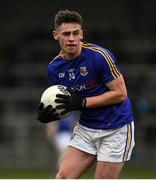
[62,32,71,36]
[73,30,80,36]
[62,30,80,37]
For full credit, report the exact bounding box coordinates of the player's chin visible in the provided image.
[67,46,77,51]
[67,50,78,56]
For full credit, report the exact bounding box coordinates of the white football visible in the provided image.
[40,85,71,119]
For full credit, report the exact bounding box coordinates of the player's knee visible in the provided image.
[55,171,67,179]
[55,172,62,179]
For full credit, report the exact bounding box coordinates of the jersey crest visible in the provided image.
[80,66,88,76]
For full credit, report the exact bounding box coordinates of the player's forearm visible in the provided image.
[85,91,127,108]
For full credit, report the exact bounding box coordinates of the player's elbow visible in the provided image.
[118,91,127,102]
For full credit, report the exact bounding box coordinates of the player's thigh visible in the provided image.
[94,161,124,179]
[56,146,96,179]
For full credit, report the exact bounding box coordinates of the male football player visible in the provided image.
[37,9,135,179]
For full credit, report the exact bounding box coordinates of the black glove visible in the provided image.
[37,103,60,123]
[55,88,86,115]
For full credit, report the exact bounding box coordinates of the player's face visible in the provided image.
[53,23,83,59]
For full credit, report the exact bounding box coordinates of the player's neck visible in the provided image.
[64,51,81,60]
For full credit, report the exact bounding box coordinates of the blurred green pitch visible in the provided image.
[0,167,156,179]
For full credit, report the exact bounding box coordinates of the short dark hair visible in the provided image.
[54,9,83,29]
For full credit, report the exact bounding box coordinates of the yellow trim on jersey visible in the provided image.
[82,43,120,79]
[60,49,64,58]
[123,123,132,161]
[49,54,61,64]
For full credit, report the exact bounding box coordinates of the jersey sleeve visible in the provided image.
[95,49,121,84]
[47,65,55,85]
[47,55,62,86]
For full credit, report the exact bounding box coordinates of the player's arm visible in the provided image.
[55,75,127,114]
[85,75,127,108]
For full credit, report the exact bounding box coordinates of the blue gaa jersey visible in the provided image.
[48,42,134,129]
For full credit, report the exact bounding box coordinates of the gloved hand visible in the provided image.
[37,103,60,123]
[55,88,86,115]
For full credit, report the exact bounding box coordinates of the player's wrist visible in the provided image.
[81,98,87,109]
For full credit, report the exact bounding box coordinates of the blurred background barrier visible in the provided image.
[0,0,156,178]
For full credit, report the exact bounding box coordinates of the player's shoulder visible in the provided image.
[82,42,115,58]
[49,54,62,65]
[82,42,116,62]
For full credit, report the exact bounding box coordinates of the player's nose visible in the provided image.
[68,34,74,41]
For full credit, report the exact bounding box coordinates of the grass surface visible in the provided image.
[0,168,156,179]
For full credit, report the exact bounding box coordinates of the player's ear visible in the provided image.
[53,30,59,40]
